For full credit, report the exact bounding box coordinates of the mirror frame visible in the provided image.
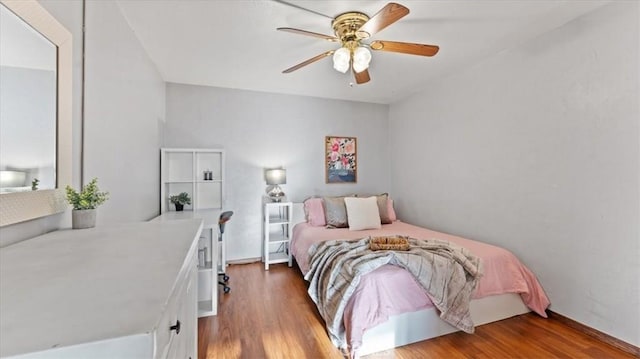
[0,0,72,227]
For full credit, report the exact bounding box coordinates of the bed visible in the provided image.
[290,196,550,357]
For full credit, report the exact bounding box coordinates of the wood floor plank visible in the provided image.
[199,263,636,358]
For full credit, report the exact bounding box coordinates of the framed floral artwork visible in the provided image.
[325,136,357,183]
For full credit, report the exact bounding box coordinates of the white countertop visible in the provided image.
[0,219,203,357]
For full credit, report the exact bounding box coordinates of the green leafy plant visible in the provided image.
[169,192,191,205]
[65,178,109,210]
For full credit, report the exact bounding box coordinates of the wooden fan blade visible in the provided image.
[370,40,439,56]
[282,51,335,73]
[356,3,409,39]
[277,27,339,42]
[353,68,371,84]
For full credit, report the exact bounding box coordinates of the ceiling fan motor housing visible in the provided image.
[332,12,370,45]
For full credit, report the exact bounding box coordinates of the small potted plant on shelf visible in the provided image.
[65,178,109,229]
[169,192,191,211]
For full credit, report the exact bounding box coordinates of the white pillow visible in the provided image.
[344,196,382,231]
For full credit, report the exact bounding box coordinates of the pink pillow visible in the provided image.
[388,199,397,221]
[304,198,326,226]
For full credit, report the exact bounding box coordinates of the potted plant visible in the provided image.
[169,192,191,211]
[65,178,109,229]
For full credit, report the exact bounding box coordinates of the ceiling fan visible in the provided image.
[277,2,439,85]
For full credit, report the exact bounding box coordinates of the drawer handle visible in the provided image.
[170,320,181,335]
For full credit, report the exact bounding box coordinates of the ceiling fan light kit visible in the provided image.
[278,2,439,85]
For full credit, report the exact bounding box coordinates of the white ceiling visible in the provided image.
[116,0,609,105]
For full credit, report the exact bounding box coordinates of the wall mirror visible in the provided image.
[0,0,72,227]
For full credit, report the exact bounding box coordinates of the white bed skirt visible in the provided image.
[358,293,530,357]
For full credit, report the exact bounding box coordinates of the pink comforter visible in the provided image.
[292,221,550,351]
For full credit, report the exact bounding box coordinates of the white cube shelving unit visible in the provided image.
[160,148,226,317]
[161,149,223,213]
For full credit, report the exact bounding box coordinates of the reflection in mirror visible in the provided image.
[0,3,57,193]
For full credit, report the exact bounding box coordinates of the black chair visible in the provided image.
[218,211,233,293]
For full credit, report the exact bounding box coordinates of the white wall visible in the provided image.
[164,84,390,260]
[389,2,639,346]
[83,1,165,223]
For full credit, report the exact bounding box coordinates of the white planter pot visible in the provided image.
[72,209,96,229]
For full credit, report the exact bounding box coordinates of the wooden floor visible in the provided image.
[198,262,635,359]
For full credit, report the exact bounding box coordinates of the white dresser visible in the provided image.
[0,220,202,359]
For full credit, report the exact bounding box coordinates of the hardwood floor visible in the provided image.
[198,262,636,359]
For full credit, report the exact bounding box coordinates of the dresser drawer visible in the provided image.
[155,249,198,359]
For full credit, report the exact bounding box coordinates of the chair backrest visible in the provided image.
[219,211,234,234]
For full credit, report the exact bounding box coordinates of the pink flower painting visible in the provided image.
[325,136,357,183]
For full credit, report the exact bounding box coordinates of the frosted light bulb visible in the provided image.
[332,47,351,73]
[352,46,372,73]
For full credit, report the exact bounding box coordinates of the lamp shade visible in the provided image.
[265,168,286,185]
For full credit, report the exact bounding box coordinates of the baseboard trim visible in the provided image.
[227,257,261,265]
[548,311,639,356]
